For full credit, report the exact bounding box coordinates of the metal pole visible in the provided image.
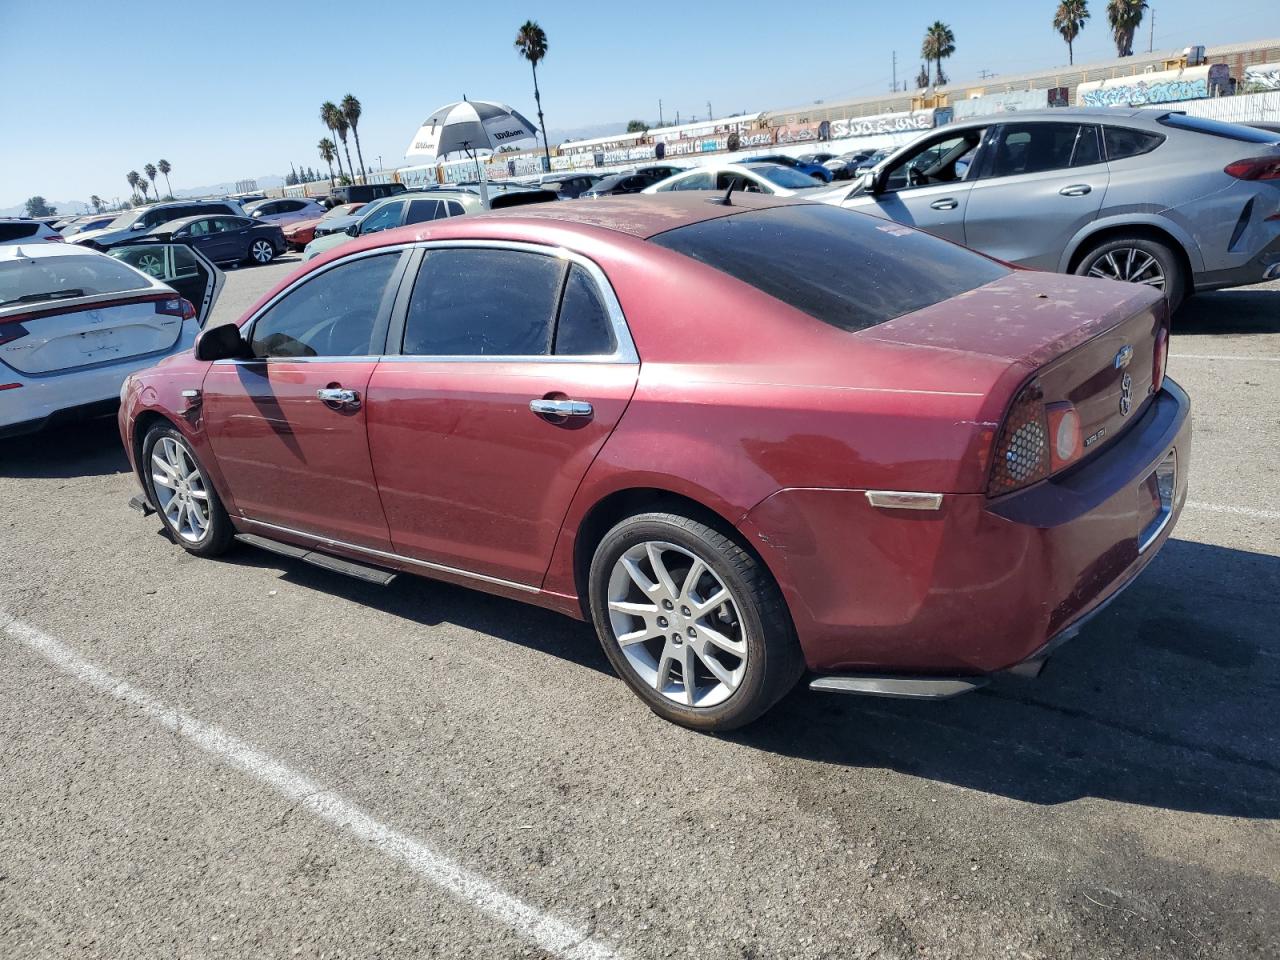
[1148,8,1154,53]
[707,101,713,121]
[659,99,664,126]
[892,50,897,92]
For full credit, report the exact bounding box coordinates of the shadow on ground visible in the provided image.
[1176,288,1280,334]
[0,418,128,478]
[208,530,1280,819]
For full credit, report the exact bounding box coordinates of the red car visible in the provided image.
[282,202,365,250]
[119,194,1190,730]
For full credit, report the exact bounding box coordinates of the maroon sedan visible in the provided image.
[119,194,1190,730]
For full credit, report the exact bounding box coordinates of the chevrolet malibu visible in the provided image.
[118,195,1190,730]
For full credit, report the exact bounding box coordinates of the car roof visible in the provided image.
[943,106,1157,128]
[151,214,242,231]
[0,239,108,261]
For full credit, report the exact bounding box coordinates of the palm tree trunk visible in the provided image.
[326,160,335,187]
[1068,38,1074,65]
[329,128,346,181]
[342,141,356,183]
[163,173,172,196]
[532,62,551,168]
[352,129,366,183]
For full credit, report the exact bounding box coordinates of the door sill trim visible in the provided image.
[239,517,541,594]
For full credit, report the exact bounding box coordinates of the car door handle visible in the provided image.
[316,387,360,410]
[929,198,959,210]
[1059,184,1093,197]
[530,398,593,418]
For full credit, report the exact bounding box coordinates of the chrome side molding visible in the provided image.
[810,675,986,699]
[865,490,944,511]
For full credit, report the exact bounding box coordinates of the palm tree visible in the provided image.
[1054,0,1091,64]
[157,158,172,197]
[318,138,337,187]
[144,163,159,200]
[920,21,956,87]
[1106,0,1147,57]
[328,106,355,185]
[514,20,552,168]
[320,101,347,181]
[126,170,141,202]
[90,195,104,213]
[341,94,366,183]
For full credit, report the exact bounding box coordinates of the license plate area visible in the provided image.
[1138,450,1176,554]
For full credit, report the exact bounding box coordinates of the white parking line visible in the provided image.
[1,612,620,960]
[1171,354,1280,362]
[1186,501,1280,522]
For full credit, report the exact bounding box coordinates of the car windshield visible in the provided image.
[753,165,823,189]
[104,210,140,230]
[0,254,151,306]
[650,204,1009,332]
[323,203,361,220]
[1157,112,1280,143]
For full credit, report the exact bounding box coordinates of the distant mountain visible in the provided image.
[1,173,288,218]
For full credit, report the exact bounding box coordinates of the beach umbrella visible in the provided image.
[405,99,539,198]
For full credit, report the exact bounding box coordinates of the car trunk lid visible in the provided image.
[0,294,184,375]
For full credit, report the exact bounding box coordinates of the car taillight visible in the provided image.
[44,234,65,242]
[0,321,28,347]
[1153,324,1169,392]
[155,297,197,321]
[988,381,1049,496]
[1046,403,1083,471]
[1224,156,1280,181]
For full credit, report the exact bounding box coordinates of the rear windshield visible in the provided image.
[0,222,41,242]
[650,204,1009,332]
[0,254,151,306]
[1157,113,1280,143]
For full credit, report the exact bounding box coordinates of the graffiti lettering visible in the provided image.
[1081,78,1208,107]
[829,110,935,138]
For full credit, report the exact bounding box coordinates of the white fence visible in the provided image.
[1175,90,1280,125]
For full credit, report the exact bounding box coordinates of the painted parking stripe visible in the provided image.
[1171,353,1280,362]
[1,612,620,960]
[1185,501,1280,522]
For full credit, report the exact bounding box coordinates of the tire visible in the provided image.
[1074,236,1185,312]
[588,511,803,731]
[141,423,234,557]
[248,237,276,265]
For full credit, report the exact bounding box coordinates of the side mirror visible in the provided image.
[130,221,146,230]
[860,171,880,195]
[194,323,248,362]
[345,224,359,236]
[251,210,264,218]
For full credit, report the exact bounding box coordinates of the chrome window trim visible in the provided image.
[240,517,541,594]
[383,238,639,365]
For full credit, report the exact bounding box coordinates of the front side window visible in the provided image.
[358,201,405,235]
[402,248,565,356]
[249,253,399,358]
[884,131,984,191]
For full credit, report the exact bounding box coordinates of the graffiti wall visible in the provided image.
[952,89,1049,118]
[1243,62,1280,93]
[1077,64,1230,107]
[827,110,937,138]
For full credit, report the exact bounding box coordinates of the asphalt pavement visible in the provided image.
[1,256,1277,960]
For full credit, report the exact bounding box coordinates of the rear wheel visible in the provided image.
[588,511,803,731]
[142,423,234,557]
[248,238,276,265]
[1075,236,1185,312]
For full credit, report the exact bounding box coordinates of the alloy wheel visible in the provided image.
[136,253,164,277]
[150,436,211,543]
[1087,248,1165,289]
[606,540,747,708]
[251,239,274,263]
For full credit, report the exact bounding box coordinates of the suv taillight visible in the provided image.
[988,381,1049,496]
[1224,156,1280,181]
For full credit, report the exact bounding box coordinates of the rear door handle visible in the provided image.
[317,387,360,410]
[1059,184,1093,197]
[929,198,959,210]
[530,398,593,418]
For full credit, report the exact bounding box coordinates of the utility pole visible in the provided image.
[658,99,664,127]
[892,50,897,92]
[1149,7,1155,53]
[707,101,713,121]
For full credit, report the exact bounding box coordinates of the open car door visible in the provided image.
[108,243,224,327]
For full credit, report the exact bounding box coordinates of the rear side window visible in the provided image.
[1103,127,1165,160]
[405,199,443,224]
[1156,113,1280,143]
[555,265,616,355]
[0,254,151,305]
[0,222,40,242]
[650,204,1009,333]
[249,252,399,358]
[987,123,1100,178]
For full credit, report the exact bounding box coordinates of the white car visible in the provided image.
[244,197,326,226]
[641,162,831,197]
[0,242,222,438]
[1,219,64,245]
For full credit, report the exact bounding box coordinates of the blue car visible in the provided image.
[742,154,834,183]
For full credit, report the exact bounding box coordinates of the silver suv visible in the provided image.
[822,108,1280,309]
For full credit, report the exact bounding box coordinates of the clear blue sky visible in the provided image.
[2,0,1277,208]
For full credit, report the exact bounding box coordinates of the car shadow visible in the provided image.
[1176,288,1280,334]
[0,418,130,478]
[726,537,1280,819]
[207,532,1279,819]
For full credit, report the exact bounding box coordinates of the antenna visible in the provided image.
[719,178,738,206]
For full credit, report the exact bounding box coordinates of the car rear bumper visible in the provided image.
[1194,231,1280,291]
[739,379,1192,677]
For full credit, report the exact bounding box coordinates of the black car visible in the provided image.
[631,164,686,182]
[324,182,407,207]
[118,214,286,266]
[823,151,875,180]
[582,172,659,197]
[539,173,602,199]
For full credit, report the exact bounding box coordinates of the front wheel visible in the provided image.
[142,423,234,557]
[1074,236,1185,312]
[248,238,276,265]
[588,511,803,731]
